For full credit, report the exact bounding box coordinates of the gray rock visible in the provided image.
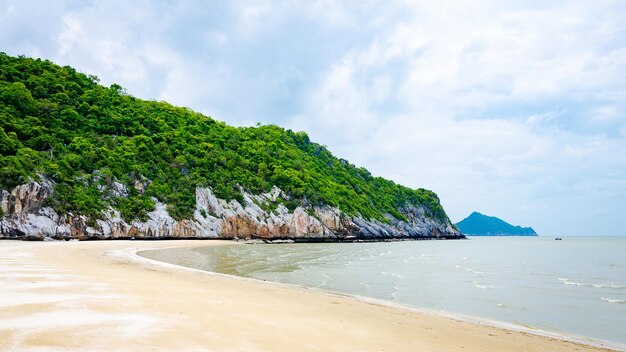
[0,177,463,241]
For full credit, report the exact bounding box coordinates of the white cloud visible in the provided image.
[288,0,626,235]
[1,0,625,235]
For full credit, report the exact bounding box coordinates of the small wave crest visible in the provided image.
[600,297,625,304]
[472,281,497,289]
[558,278,624,289]
[558,278,586,286]
[381,271,404,279]
[464,268,486,275]
[592,283,623,289]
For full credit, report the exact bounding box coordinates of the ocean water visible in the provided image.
[140,237,626,346]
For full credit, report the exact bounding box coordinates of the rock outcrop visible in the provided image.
[0,179,463,241]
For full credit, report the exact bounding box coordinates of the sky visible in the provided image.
[1,0,625,236]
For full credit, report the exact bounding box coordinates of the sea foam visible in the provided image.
[600,297,625,304]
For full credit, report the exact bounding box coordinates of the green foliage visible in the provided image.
[114,194,155,222]
[46,182,104,219]
[0,53,450,223]
[0,127,19,155]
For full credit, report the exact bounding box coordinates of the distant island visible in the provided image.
[456,212,538,236]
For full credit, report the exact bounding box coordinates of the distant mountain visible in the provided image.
[456,212,538,236]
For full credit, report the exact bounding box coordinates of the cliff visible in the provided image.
[0,179,461,241]
[0,53,462,241]
[456,212,537,236]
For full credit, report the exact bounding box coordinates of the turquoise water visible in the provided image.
[140,237,626,346]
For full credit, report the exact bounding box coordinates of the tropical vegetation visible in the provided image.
[0,53,449,224]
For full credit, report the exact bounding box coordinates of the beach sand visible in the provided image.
[0,240,618,352]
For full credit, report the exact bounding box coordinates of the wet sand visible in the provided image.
[0,240,619,351]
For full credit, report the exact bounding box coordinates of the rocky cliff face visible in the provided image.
[0,179,463,241]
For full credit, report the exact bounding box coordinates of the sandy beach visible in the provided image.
[0,240,619,352]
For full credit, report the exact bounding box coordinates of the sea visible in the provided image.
[139,236,626,347]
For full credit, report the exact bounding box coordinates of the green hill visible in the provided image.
[456,212,537,236]
[0,53,452,233]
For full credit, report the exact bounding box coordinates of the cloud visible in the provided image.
[0,0,625,235]
[287,0,626,235]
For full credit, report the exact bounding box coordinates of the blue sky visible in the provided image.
[2,0,625,235]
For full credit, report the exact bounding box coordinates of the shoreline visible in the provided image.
[1,235,467,242]
[134,244,624,351]
[0,240,621,352]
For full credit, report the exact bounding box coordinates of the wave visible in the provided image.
[558,278,586,286]
[472,281,497,289]
[381,272,404,279]
[558,278,624,289]
[600,297,625,304]
[463,267,487,275]
[591,283,623,289]
[457,264,499,275]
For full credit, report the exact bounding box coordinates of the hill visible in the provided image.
[0,53,461,241]
[456,212,537,236]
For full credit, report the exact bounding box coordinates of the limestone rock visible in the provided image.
[0,178,463,241]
